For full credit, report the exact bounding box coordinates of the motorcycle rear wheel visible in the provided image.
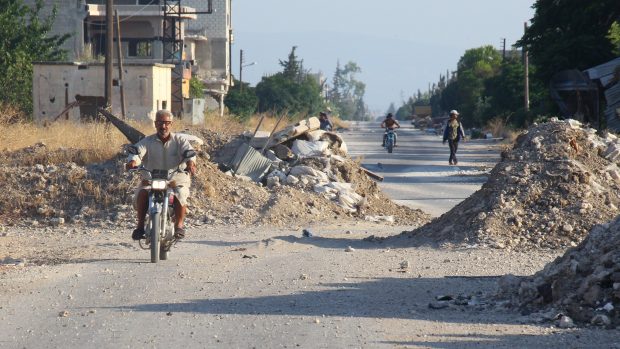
[387,138,394,153]
[150,212,160,263]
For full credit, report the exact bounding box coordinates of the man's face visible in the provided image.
[155,114,173,139]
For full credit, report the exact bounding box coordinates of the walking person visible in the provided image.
[442,110,465,165]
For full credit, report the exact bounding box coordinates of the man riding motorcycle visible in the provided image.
[380,113,401,147]
[125,110,197,241]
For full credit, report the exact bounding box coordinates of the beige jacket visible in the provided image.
[128,133,196,187]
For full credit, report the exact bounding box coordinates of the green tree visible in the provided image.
[279,46,305,82]
[189,77,204,99]
[609,21,620,55]
[329,61,368,120]
[517,0,620,85]
[224,80,258,121]
[255,47,323,116]
[0,0,69,115]
[453,46,502,126]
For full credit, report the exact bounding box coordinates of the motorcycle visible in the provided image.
[127,146,196,263]
[384,129,396,153]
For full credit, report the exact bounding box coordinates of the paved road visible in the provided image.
[342,122,501,217]
[3,123,619,348]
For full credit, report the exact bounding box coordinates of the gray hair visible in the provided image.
[155,110,173,120]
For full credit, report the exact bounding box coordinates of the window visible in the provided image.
[128,40,152,58]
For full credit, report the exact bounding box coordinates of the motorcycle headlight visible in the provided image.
[151,180,167,190]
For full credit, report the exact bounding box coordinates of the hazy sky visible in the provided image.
[232,0,536,114]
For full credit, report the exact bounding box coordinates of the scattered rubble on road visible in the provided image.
[0,117,430,233]
[495,215,620,327]
[402,118,620,250]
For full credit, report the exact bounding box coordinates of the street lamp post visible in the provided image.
[239,49,257,92]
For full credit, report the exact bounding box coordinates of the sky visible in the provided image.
[232,0,536,115]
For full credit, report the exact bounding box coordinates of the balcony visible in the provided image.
[85,4,197,20]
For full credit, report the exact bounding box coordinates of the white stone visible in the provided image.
[557,315,575,328]
[286,175,299,185]
[562,224,574,233]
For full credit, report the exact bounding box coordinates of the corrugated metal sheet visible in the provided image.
[584,57,620,81]
[605,83,620,130]
[230,143,273,182]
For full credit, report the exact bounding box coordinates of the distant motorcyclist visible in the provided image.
[125,110,197,241]
[380,113,401,147]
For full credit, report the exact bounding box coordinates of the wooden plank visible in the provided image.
[361,167,384,182]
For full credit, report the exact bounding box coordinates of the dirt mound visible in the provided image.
[496,216,620,327]
[0,131,429,230]
[403,119,620,250]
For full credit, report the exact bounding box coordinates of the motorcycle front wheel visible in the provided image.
[150,212,161,263]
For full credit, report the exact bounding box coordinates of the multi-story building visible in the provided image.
[25,0,232,118]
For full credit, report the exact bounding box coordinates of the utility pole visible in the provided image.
[501,38,506,61]
[115,10,126,118]
[524,22,530,112]
[105,0,113,108]
[239,49,244,92]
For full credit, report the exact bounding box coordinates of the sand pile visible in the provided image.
[496,216,620,327]
[403,119,620,250]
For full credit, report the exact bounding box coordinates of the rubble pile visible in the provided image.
[404,119,620,250]
[0,143,136,227]
[496,216,620,327]
[0,121,430,229]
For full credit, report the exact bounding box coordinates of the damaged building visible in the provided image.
[26,0,233,120]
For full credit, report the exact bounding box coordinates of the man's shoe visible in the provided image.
[132,227,146,241]
[174,227,186,239]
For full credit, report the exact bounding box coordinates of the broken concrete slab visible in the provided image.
[291,140,330,157]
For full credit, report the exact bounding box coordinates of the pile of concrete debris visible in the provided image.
[495,216,620,328]
[403,118,620,250]
[0,119,430,229]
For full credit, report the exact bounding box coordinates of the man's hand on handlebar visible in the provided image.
[186,160,197,176]
[125,160,138,171]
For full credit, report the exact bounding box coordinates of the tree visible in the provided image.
[386,102,396,116]
[328,61,369,120]
[610,21,620,55]
[279,46,305,82]
[517,0,620,85]
[0,0,69,115]
[189,77,204,99]
[453,46,503,127]
[254,47,323,116]
[224,80,258,121]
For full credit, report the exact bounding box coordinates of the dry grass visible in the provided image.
[331,116,350,130]
[1,105,345,165]
[485,117,508,138]
[0,103,28,124]
[202,110,245,134]
[484,116,521,145]
[1,117,154,164]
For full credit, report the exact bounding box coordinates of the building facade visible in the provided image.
[25,0,232,117]
[33,62,173,122]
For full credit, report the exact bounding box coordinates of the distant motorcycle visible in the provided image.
[128,146,196,263]
[384,129,396,153]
